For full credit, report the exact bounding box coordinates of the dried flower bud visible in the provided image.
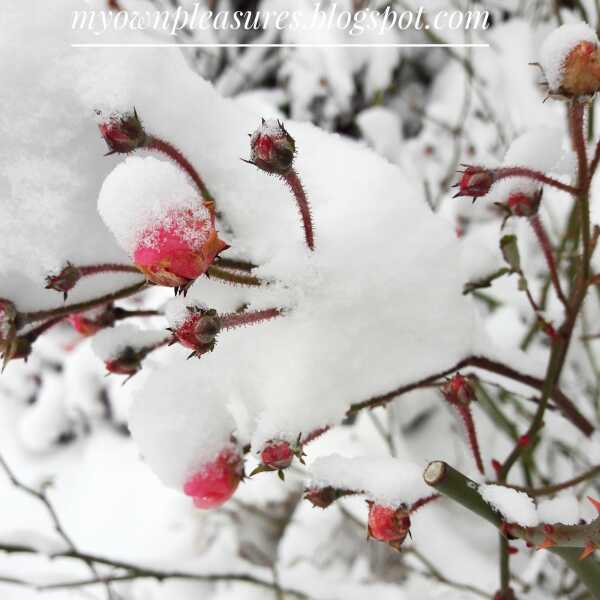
[453,166,495,200]
[98,110,147,155]
[170,305,221,357]
[45,263,82,299]
[367,503,411,551]
[441,374,474,406]
[304,485,347,509]
[0,299,18,344]
[249,119,296,175]
[133,208,229,289]
[183,446,243,509]
[507,191,540,218]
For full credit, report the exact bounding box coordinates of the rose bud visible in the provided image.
[452,166,495,200]
[507,191,540,217]
[168,303,221,356]
[104,346,145,376]
[540,24,600,98]
[441,373,475,406]
[45,263,82,299]
[68,305,114,337]
[183,446,243,509]
[367,503,411,551]
[249,119,296,175]
[133,208,229,289]
[261,440,294,470]
[98,109,147,155]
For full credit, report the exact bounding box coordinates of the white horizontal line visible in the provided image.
[71,42,490,48]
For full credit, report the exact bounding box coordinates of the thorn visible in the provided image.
[537,537,556,550]
[63,292,68,301]
[587,496,600,515]
[452,192,463,199]
[580,542,597,560]
[261,117,265,125]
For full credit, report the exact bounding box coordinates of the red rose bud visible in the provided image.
[45,263,82,299]
[171,305,221,355]
[183,446,243,509]
[133,208,229,289]
[441,374,475,406]
[98,110,147,155]
[0,299,18,344]
[249,119,296,175]
[260,440,294,470]
[104,346,145,376]
[453,166,495,200]
[367,503,411,551]
[68,306,114,337]
[507,191,540,217]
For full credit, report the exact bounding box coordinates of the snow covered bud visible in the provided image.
[452,166,495,200]
[183,446,243,509]
[45,263,81,299]
[249,119,296,175]
[441,374,475,407]
[0,299,18,344]
[506,191,540,218]
[367,503,411,551]
[540,24,600,98]
[98,110,147,155]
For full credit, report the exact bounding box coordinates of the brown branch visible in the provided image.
[347,355,593,436]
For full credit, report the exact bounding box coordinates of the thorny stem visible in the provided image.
[424,462,600,598]
[283,169,315,251]
[146,136,214,205]
[509,464,600,497]
[489,166,579,195]
[221,308,281,330]
[77,263,139,277]
[347,355,593,436]
[207,265,263,287]
[18,280,147,328]
[529,214,569,308]
[214,257,258,272]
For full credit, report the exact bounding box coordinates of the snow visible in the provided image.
[479,484,539,527]
[165,297,207,329]
[540,22,599,92]
[308,454,431,507]
[537,495,579,525]
[128,362,237,488]
[91,324,167,361]
[98,156,212,256]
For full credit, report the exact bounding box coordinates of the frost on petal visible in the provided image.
[308,454,431,507]
[98,156,211,258]
[479,484,539,527]
[128,362,237,488]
